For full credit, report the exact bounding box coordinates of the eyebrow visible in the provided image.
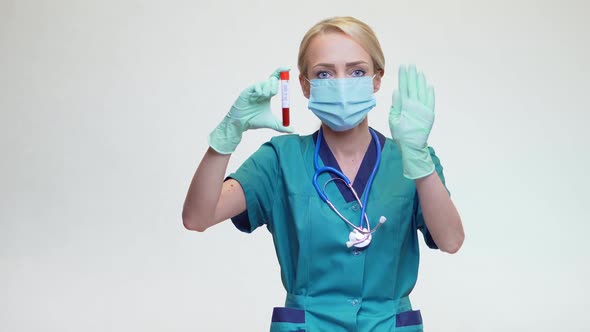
[312,61,369,69]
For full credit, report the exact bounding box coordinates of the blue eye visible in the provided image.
[351,69,366,77]
[316,71,332,79]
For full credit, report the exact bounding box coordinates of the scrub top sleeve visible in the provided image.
[226,142,279,234]
[414,146,450,249]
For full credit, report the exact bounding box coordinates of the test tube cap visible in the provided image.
[280,71,290,80]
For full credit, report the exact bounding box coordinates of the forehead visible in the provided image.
[306,32,372,65]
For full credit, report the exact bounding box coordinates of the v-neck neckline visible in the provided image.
[312,128,386,203]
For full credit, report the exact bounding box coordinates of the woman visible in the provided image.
[183,16,464,332]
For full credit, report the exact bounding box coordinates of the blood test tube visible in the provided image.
[280,71,290,127]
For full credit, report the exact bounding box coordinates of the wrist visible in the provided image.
[208,116,244,154]
[399,144,435,179]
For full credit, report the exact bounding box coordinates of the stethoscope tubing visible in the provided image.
[312,127,382,234]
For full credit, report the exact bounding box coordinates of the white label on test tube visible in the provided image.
[281,80,289,108]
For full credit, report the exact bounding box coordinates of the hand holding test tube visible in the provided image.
[208,67,293,154]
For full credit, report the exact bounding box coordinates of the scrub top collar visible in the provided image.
[312,127,386,203]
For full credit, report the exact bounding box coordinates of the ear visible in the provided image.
[299,74,310,99]
[373,68,384,93]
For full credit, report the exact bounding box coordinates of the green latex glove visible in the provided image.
[208,67,294,154]
[389,65,436,179]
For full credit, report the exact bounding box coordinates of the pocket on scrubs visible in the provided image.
[269,307,306,332]
[394,310,423,332]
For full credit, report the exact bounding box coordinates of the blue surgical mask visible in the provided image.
[307,76,376,131]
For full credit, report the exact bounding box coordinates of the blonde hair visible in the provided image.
[297,16,385,77]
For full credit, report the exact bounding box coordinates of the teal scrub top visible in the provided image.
[228,129,448,332]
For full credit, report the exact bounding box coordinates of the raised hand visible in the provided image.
[389,65,436,179]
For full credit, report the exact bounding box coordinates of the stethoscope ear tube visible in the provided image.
[313,166,351,203]
[312,171,328,203]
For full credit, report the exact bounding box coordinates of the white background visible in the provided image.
[1,0,589,331]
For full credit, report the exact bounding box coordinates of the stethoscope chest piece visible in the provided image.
[348,228,372,248]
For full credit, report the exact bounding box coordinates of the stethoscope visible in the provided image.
[313,127,387,249]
